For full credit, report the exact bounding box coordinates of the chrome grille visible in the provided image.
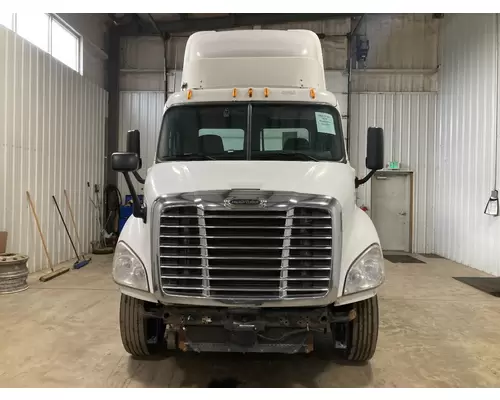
[158,204,333,300]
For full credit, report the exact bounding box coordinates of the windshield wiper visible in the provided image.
[255,152,319,162]
[165,153,216,161]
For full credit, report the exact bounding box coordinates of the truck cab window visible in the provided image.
[157,105,247,161]
[157,103,345,162]
[251,104,344,162]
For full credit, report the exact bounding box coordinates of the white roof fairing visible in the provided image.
[181,30,327,91]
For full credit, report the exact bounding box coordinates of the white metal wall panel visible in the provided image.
[0,27,107,273]
[350,93,437,253]
[435,14,500,276]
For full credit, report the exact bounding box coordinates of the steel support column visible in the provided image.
[106,26,120,187]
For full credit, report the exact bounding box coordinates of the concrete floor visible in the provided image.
[0,253,499,387]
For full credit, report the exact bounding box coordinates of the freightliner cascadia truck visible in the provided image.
[111,29,385,361]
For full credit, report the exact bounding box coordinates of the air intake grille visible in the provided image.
[158,206,332,299]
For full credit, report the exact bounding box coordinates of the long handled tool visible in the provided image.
[63,189,87,260]
[26,191,70,282]
[52,195,90,269]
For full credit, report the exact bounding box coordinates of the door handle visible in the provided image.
[376,176,388,180]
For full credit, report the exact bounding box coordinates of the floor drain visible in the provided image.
[208,378,242,387]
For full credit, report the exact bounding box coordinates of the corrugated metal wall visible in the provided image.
[435,14,500,276]
[350,93,437,253]
[0,27,108,272]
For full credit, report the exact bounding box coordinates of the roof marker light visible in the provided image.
[248,88,253,98]
[264,88,270,98]
[232,88,237,98]
[187,89,193,100]
[310,88,316,99]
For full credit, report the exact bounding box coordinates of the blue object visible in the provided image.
[118,218,128,233]
[120,205,133,219]
[119,205,133,234]
[119,195,143,234]
[74,259,90,269]
[125,194,144,206]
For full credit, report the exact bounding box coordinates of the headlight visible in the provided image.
[344,244,385,295]
[112,241,149,292]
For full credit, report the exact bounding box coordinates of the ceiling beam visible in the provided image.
[118,13,361,36]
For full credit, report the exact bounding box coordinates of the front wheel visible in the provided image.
[119,294,166,357]
[335,295,379,362]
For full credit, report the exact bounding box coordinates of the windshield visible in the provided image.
[156,103,345,162]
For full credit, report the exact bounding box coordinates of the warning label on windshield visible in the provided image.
[315,112,335,135]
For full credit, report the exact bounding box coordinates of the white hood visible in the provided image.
[144,161,357,220]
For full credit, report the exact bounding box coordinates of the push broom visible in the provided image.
[52,195,90,269]
[26,191,70,282]
[64,189,86,260]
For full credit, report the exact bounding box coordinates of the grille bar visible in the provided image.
[160,235,332,239]
[161,225,332,229]
[160,255,332,260]
[160,245,332,250]
[160,265,331,271]
[161,275,330,281]
[161,285,329,292]
[158,204,333,300]
[161,215,330,219]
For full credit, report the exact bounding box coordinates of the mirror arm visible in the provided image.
[132,170,146,184]
[355,169,376,189]
[122,172,147,222]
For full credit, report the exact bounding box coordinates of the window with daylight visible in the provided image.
[51,19,79,71]
[0,13,14,30]
[17,13,50,52]
[1,13,81,73]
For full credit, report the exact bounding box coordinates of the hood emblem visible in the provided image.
[224,198,267,207]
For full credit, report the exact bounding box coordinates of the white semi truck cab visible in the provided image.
[111,29,385,361]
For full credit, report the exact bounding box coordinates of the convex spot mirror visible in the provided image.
[111,152,140,172]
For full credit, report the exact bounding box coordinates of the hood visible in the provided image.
[144,161,357,219]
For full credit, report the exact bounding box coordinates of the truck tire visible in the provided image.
[341,295,379,362]
[119,294,166,357]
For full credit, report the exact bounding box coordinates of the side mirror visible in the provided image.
[111,152,140,172]
[126,130,142,169]
[366,127,384,170]
[355,127,384,189]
